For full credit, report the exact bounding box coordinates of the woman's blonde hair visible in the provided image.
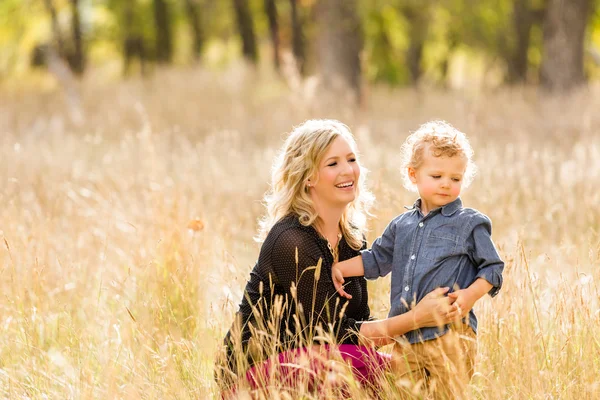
[257,119,373,250]
[400,120,477,192]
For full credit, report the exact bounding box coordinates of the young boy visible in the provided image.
[332,121,504,399]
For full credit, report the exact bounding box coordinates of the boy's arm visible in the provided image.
[337,255,365,277]
[449,213,504,316]
[447,278,492,317]
[360,217,398,279]
[332,217,398,299]
[332,255,364,299]
[468,213,504,297]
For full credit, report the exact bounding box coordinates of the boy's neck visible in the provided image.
[419,199,435,216]
[418,198,445,217]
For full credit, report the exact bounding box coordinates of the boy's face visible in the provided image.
[408,148,467,210]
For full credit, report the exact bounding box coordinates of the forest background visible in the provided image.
[1,0,599,398]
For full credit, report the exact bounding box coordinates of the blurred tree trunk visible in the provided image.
[43,0,66,58]
[509,0,533,82]
[316,0,362,102]
[289,0,305,74]
[505,0,545,83]
[440,33,458,87]
[264,0,280,70]
[232,0,258,63]
[401,3,430,85]
[70,0,85,75]
[123,0,147,76]
[540,0,591,91]
[185,0,204,61]
[154,0,173,63]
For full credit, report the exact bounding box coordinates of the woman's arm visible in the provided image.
[358,287,459,347]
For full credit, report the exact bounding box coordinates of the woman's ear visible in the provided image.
[306,175,314,188]
[408,167,418,183]
[306,172,318,187]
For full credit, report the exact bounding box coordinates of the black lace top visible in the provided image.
[222,214,371,374]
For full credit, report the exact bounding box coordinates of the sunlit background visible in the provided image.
[1,0,599,398]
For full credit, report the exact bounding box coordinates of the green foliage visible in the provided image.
[363,4,410,85]
[0,0,599,86]
[0,0,47,75]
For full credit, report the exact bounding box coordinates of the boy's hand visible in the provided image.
[447,288,478,318]
[332,264,352,299]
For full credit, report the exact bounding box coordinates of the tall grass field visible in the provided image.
[1,67,599,399]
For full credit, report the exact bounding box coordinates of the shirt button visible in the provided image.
[411,254,416,260]
[419,222,424,227]
[404,286,410,292]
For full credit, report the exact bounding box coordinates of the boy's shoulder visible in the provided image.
[392,208,419,223]
[454,207,493,226]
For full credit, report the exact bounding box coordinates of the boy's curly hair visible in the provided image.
[400,120,477,192]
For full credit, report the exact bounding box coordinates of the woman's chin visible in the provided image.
[337,193,357,206]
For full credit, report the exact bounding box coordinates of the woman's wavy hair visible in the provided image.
[257,119,373,250]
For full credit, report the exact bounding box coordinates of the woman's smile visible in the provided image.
[335,180,355,190]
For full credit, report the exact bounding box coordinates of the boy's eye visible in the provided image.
[349,158,357,163]
[452,178,461,182]
[431,175,441,179]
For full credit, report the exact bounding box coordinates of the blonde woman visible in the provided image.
[217,120,459,394]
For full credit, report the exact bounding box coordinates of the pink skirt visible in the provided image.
[224,344,391,396]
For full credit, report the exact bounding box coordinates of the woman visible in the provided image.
[216,119,458,393]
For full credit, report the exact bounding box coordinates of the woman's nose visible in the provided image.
[341,160,354,175]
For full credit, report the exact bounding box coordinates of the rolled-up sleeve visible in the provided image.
[361,218,397,280]
[467,214,504,297]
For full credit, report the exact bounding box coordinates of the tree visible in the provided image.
[503,0,545,83]
[43,0,66,59]
[316,0,362,102]
[232,0,258,63]
[153,0,173,63]
[399,1,432,85]
[264,0,280,70]
[184,0,204,61]
[540,0,591,91]
[122,0,147,76]
[289,0,305,74]
[70,0,85,75]
[42,0,85,75]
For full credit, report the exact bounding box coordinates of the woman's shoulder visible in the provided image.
[264,214,318,249]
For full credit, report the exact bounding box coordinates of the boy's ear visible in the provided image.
[408,167,418,183]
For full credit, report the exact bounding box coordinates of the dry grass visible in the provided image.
[1,66,599,399]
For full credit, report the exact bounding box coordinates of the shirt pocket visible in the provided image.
[422,227,460,262]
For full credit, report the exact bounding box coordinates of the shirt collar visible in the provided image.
[404,197,462,217]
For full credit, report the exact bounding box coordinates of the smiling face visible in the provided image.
[308,135,360,210]
[408,146,467,213]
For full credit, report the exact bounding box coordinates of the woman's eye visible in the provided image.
[349,158,357,163]
[432,175,441,179]
[328,162,337,167]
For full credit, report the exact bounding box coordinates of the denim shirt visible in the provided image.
[361,197,504,344]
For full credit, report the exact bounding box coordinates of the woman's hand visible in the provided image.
[411,287,460,329]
